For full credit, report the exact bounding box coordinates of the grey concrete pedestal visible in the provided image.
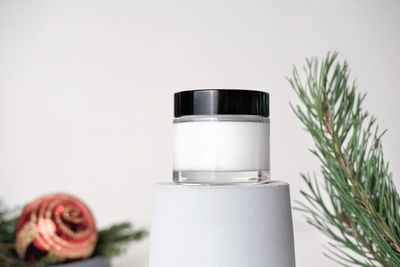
[150,182,295,267]
[51,257,111,267]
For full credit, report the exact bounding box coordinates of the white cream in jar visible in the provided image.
[173,89,270,184]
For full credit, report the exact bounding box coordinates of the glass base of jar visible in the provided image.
[173,170,270,185]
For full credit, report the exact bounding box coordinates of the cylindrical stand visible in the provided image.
[149,182,295,267]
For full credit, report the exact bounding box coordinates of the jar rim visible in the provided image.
[174,114,269,123]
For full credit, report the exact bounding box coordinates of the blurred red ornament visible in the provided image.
[15,193,97,263]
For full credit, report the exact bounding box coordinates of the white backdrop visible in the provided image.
[1,0,399,266]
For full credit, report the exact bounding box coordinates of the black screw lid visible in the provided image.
[174,89,269,118]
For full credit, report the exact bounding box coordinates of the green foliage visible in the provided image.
[0,202,147,266]
[94,222,148,257]
[0,205,18,244]
[288,51,400,266]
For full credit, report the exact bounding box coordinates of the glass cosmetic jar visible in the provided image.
[173,89,270,184]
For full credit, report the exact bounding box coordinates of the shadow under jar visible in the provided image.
[173,89,270,184]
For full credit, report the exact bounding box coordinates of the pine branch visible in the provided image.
[289,51,400,266]
[94,222,148,257]
[0,203,18,244]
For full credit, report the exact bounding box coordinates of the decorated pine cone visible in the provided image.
[15,193,97,263]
